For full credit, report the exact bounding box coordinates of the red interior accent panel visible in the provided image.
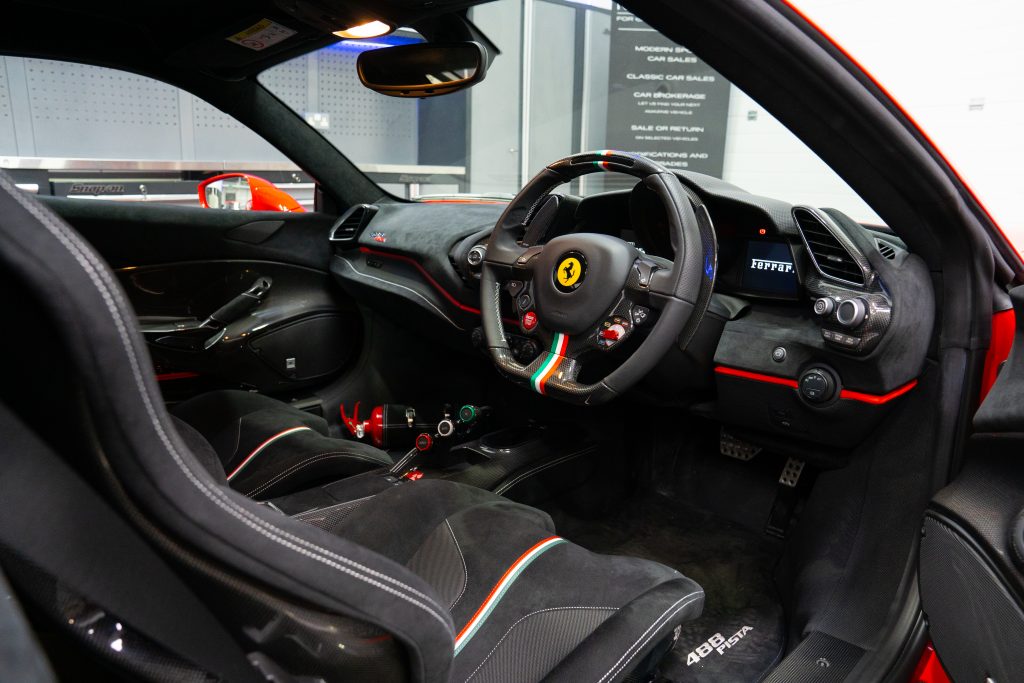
[359,246,481,315]
[713,365,799,388]
[980,308,1016,403]
[910,642,952,683]
[155,371,200,382]
[839,380,917,405]
[714,365,917,405]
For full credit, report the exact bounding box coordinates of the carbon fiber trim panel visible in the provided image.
[920,515,1024,683]
[293,496,376,534]
[804,273,892,355]
[761,631,863,682]
[793,206,874,288]
[407,520,468,611]
[464,607,616,683]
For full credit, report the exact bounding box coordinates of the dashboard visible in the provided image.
[327,171,935,455]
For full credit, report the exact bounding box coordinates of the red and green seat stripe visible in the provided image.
[453,535,567,656]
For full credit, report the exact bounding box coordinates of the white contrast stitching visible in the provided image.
[445,519,469,611]
[596,590,704,683]
[464,606,618,683]
[245,452,388,497]
[230,416,244,459]
[1,175,451,632]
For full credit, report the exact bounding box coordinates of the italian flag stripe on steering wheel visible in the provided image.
[530,333,569,395]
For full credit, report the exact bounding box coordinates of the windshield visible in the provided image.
[260,0,880,223]
[788,0,1023,249]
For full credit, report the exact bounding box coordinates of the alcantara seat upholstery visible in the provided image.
[172,390,393,499]
[0,170,704,682]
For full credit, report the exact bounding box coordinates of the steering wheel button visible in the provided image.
[600,328,620,341]
[632,306,650,326]
[517,294,532,311]
[522,311,538,331]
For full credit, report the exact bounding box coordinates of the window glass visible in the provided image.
[789,0,1024,247]
[0,56,309,208]
[260,0,881,223]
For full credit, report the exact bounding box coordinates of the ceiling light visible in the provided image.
[333,20,392,39]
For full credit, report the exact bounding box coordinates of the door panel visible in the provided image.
[43,197,361,401]
[920,285,1024,681]
[121,260,359,398]
[39,196,335,270]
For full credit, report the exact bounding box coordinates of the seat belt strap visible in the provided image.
[0,405,262,683]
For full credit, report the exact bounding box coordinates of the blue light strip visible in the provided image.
[330,35,424,52]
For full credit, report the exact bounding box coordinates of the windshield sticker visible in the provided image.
[227,19,297,51]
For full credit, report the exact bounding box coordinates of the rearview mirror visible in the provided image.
[356,42,487,98]
[198,173,304,212]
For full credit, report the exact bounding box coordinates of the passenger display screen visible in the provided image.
[741,240,798,297]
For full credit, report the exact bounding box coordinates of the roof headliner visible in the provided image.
[3,0,485,80]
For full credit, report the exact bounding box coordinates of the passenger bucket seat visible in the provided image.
[171,389,393,499]
[0,171,704,682]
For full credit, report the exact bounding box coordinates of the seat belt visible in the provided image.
[0,404,262,683]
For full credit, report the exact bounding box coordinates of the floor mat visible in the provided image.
[545,495,785,683]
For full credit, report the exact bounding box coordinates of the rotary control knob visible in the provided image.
[597,316,631,349]
[835,298,867,328]
[467,245,486,268]
[813,297,835,316]
[799,368,837,404]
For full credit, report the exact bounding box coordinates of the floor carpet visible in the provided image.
[545,494,786,682]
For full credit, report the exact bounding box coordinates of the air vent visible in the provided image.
[794,207,867,287]
[876,239,898,260]
[329,204,378,244]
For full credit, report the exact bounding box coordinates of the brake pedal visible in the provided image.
[720,429,761,461]
[778,457,805,487]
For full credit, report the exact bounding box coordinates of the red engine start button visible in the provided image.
[522,311,538,331]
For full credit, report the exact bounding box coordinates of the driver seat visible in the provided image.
[0,172,704,682]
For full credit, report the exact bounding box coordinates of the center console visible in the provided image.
[266,405,603,521]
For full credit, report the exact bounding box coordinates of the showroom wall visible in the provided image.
[466,1,881,222]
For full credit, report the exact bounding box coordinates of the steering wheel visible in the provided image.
[480,151,717,405]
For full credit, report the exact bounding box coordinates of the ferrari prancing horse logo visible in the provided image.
[554,253,586,292]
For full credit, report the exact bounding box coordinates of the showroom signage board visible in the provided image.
[606,6,731,177]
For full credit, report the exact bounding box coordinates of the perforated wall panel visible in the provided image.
[0,63,17,154]
[189,94,286,162]
[0,52,421,166]
[24,58,182,159]
[311,46,417,164]
[260,56,308,112]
